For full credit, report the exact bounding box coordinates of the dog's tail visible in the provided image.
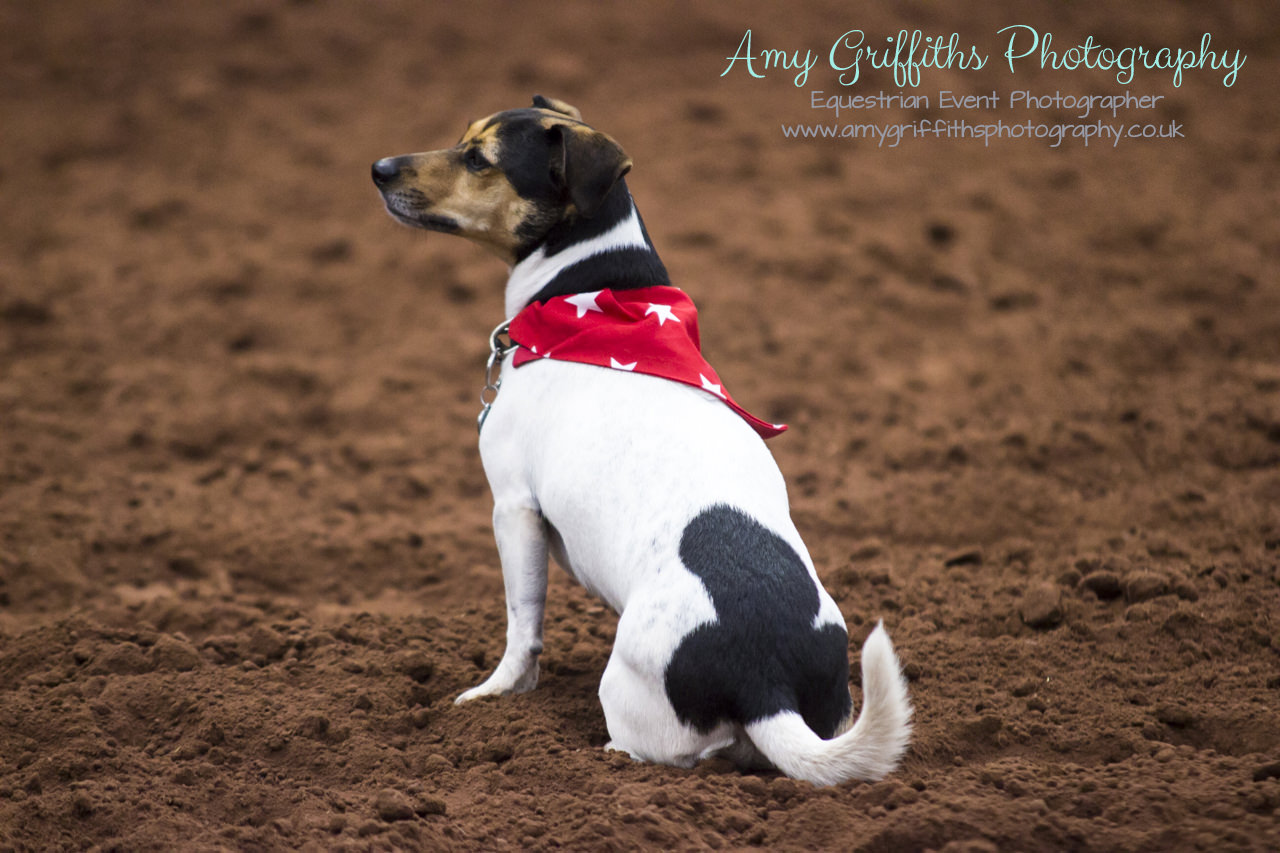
[745,622,912,787]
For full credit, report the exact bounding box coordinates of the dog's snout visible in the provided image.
[371,157,403,187]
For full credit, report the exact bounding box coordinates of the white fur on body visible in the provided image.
[456,204,912,785]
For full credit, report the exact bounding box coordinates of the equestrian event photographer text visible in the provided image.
[720,27,1246,88]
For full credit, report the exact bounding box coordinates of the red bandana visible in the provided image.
[508,286,786,439]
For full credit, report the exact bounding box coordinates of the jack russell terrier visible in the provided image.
[371,96,911,785]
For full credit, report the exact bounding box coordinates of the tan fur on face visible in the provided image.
[379,106,629,264]
[385,117,534,263]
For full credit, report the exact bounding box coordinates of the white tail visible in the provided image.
[745,622,912,786]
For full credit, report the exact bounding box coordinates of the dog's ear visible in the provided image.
[532,94,582,121]
[549,124,632,219]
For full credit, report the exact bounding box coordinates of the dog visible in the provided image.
[371,96,911,785]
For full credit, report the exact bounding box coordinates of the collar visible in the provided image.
[505,286,786,439]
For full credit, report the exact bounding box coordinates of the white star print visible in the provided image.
[610,357,637,371]
[699,374,725,398]
[645,303,679,326]
[565,290,603,318]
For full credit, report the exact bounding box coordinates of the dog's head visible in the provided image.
[372,96,632,264]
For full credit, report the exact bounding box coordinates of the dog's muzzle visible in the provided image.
[371,156,408,188]
[371,157,460,233]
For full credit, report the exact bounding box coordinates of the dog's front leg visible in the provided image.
[456,500,548,703]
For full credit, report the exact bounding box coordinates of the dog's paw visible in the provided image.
[604,741,635,758]
[603,742,654,766]
[454,662,539,705]
[454,684,495,704]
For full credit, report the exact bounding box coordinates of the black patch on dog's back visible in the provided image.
[664,505,852,737]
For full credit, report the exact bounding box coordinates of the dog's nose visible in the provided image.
[371,157,401,187]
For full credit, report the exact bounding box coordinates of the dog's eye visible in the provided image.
[463,147,491,173]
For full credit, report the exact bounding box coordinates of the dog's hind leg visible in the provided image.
[456,500,548,703]
[598,599,735,767]
[599,651,729,767]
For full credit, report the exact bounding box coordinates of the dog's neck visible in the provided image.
[504,182,670,320]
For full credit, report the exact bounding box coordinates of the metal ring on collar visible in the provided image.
[478,320,514,434]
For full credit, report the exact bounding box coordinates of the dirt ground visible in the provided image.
[2,1,1278,850]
